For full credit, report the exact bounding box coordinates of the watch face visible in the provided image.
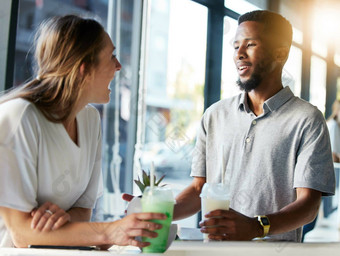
[261,217,270,225]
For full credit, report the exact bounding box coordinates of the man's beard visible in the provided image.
[236,59,273,92]
[236,73,262,92]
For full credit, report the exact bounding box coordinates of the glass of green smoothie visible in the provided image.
[141,186,175,253]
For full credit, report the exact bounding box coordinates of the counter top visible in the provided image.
[1,241,340,256]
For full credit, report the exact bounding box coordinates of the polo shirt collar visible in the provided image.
[238,86,294,114]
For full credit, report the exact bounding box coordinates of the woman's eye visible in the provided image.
[247,43,256,47]
[111,54,117,59]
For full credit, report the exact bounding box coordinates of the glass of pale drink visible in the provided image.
[200,183,230,242]
[141,186,175,253]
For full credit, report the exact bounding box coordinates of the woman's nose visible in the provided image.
[115,58,122,71]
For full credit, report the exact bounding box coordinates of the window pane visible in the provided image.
[292,27,303,45]
[221,16,240,98]
[337,77,340,100]
[284,45,302,96]
[101,0,139,221]
[224,0,260,14]
[334,52,340,67]
[139,0,207,228]
[14,0,108,87]
[312,39,327,58]
[310,56,327,114]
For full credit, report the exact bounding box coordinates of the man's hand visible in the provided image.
[31,202,71,232]
[199,208,261,241]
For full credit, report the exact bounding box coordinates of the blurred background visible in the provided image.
[1,0,340,241]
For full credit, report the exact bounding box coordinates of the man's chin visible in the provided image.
[236,78,260,92]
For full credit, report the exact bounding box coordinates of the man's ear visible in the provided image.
[275,46,290,63]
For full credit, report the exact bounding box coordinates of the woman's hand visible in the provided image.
[31,202,71,232]
[109,212,166,248]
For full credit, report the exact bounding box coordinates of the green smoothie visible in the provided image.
[141,187,174,253]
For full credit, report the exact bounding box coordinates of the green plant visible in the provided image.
[134,170,166,193]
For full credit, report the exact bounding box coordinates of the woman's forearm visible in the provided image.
[67,207,92,222]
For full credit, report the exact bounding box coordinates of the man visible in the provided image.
[173,10,335,242]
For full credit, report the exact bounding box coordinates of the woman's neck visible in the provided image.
[63,116,78,145]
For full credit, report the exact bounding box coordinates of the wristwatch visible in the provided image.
[255,215,270,238]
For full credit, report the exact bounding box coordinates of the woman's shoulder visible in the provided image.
[0,98,38,121]
[0,98,40,143]
[77,104,101,132]
[80,104,101,120]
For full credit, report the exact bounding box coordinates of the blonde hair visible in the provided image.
[0,15,106,122]
[328,100,340,121]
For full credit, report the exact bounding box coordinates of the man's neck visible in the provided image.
[246,80,283,116]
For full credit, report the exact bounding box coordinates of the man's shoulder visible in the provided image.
[205,94,242,116]
[286,96,323,119]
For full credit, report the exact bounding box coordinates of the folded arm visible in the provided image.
[67,207,92,222]
[0,206,165,248]
[30,202,91,232]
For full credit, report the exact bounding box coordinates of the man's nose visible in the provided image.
[235,46,247,60]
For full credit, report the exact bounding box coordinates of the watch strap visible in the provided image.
[255,215,270,238]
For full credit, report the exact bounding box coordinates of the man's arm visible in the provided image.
[265,188,321,235]
[200,187,321,240]
[0,206,166,248]
[173,177,206,221]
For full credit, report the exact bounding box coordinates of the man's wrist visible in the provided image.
[253,217,264,238]
[254,215,270,238]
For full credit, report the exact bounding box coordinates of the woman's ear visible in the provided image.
[79,63,86,77]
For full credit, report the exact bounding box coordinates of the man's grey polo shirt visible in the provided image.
[191,86,335,242]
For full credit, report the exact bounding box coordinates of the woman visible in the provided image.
[0,15,165,248]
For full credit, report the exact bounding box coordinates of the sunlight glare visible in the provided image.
[312,4,340,44]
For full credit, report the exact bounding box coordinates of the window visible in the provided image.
[224,0,260,13]
[221,16,240,98]
[138,0,207,228]
[310,55,327,114]
[312,40,327,59]
[13,0,108,87]
[284,45,302,96]
[334,52,340,67]
[292,27,303,45]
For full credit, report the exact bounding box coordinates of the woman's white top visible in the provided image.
[0,98,103,247]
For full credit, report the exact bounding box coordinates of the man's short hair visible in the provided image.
[238,10,293,47]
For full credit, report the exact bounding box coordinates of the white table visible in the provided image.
[1,241,340,256]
